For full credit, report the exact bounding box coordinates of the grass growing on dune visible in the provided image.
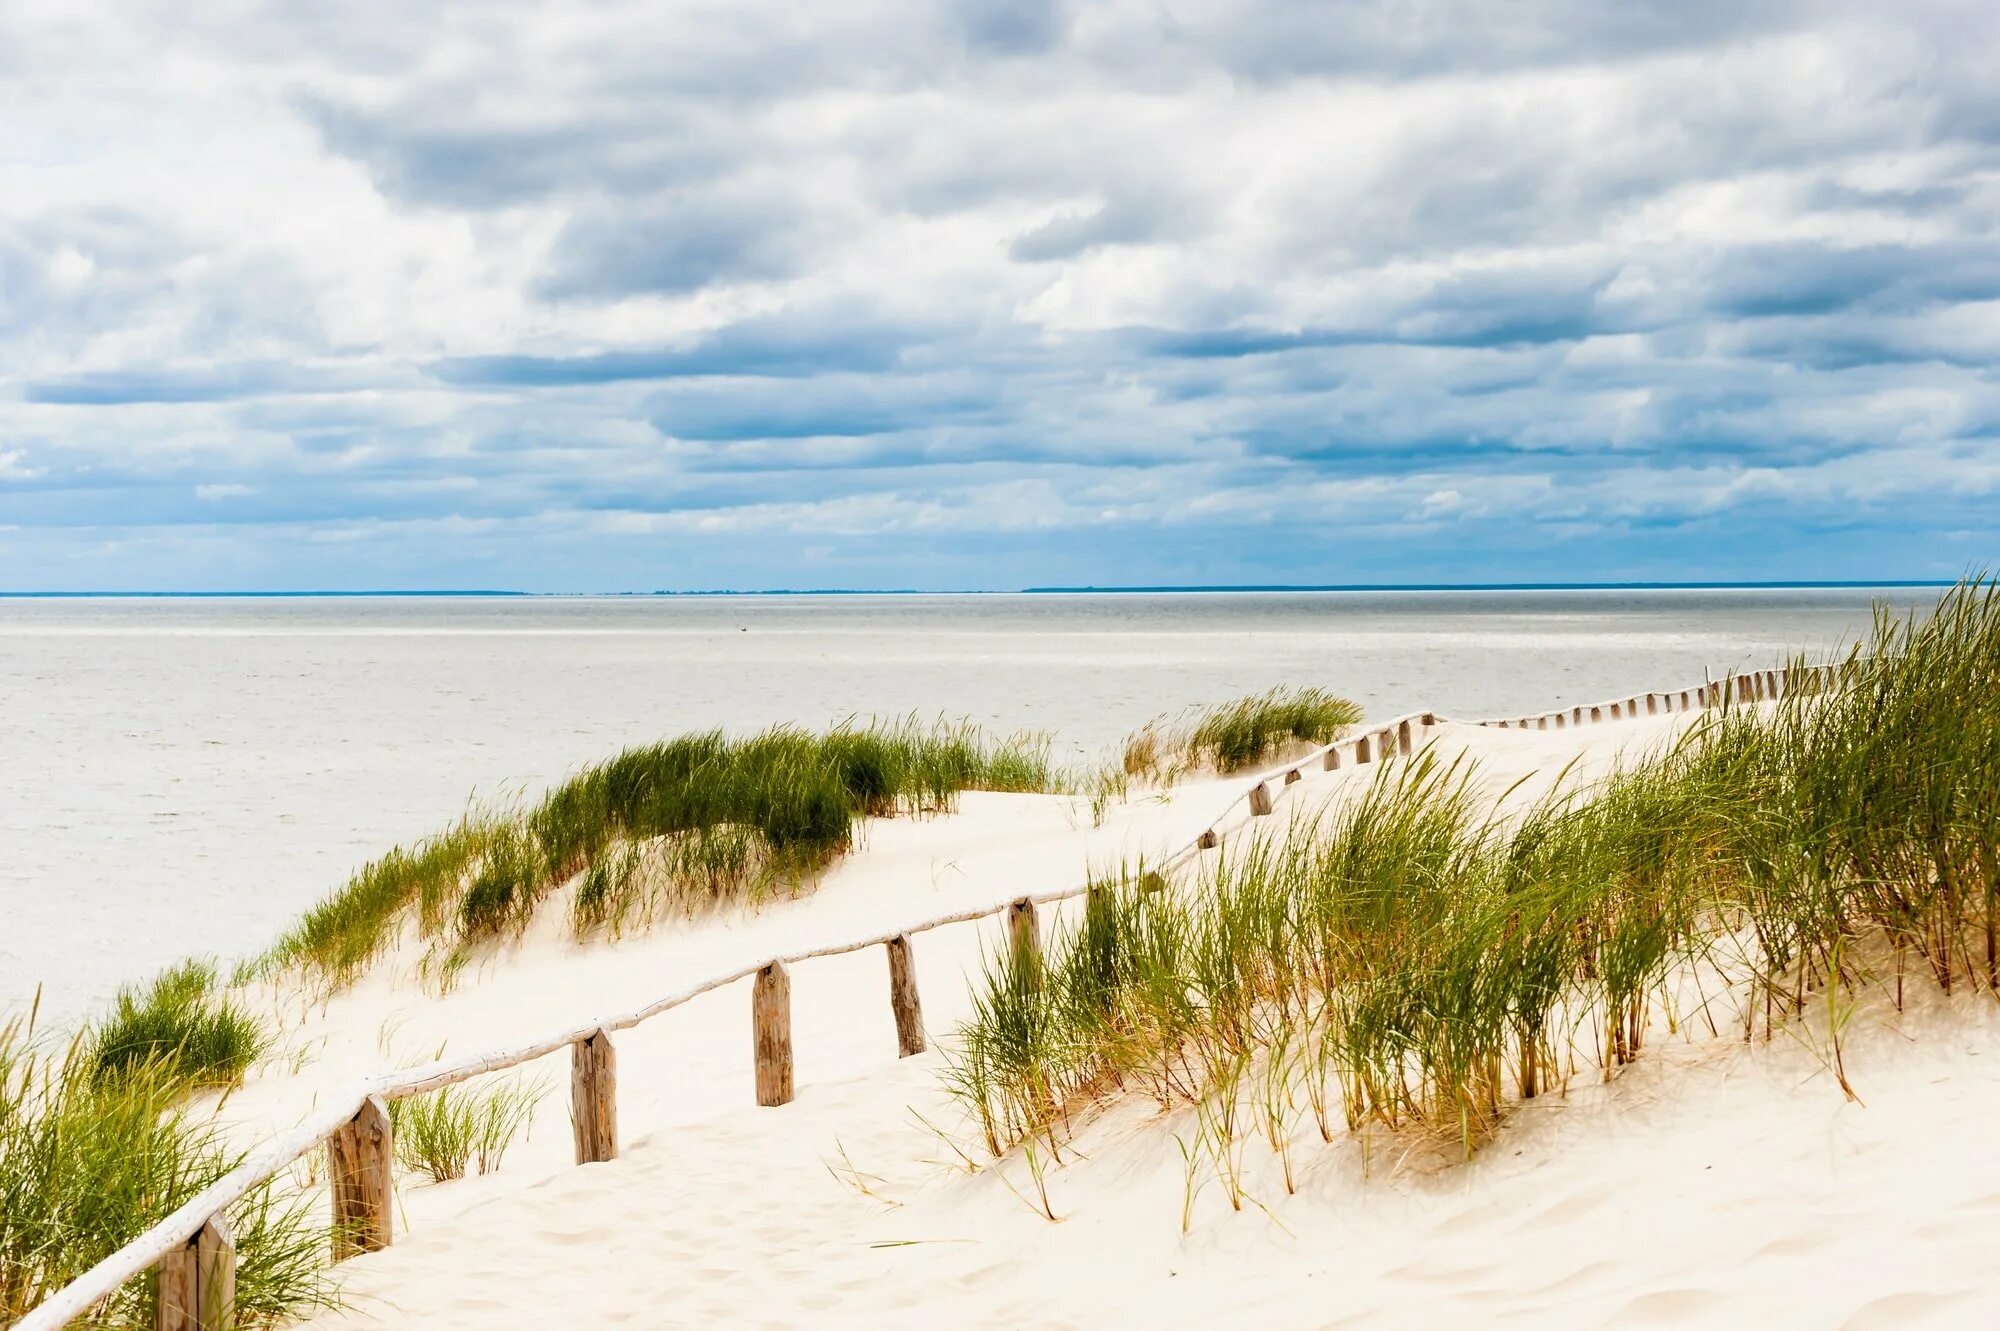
[1,1016,334,1328]
[389,1077,543,1183]
[89,960,268,1090]
[267,717,1057,987]
[1122,686,1360,781]
[950,579,2000,1214]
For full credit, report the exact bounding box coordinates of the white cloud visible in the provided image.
[0,1,1996,588]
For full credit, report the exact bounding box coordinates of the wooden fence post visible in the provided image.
[1196,828,1218,850]
[1321,743,1341,770]
[1590,706,1602,722]
[570,1028,617,1164]
[329,1095,392,1259]
[1397,719,1412,755]
[886,935,925,1058]
[154,1234,196,1331]
[154,1215,235,1331]
[1247,782,1273,816]
[1283,766,1301,785]
[753,963,794,1107]
[1006,897,1041,962]
[1647,694,1658,715]
[197,1216,234,1331]
[1354,735,1372,763]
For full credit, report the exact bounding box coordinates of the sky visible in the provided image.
[2,1,1997,592]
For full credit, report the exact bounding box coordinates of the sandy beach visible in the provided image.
[188,708,2000,1329]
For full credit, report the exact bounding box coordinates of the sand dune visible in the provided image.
[219,713,2000,1329]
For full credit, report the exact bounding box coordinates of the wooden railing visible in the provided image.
[13,665,1837,1331]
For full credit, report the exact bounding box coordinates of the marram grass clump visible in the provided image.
[389,1077,543,1183]
[949,578,2000,1222]
[1122,686,1360,781]
[90,960,268,1090]
[1,1015,334,1328]
[267,716,1058,987]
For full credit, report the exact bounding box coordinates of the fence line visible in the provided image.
[12,663,1840,1331]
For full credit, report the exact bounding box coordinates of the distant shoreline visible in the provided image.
[0,580,1956,599]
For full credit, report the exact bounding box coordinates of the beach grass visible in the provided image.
[389,1077,543,1183]
[0,1015,334,1328]
[948,579,1999,1198]
[1123,686,1360,780]
[267,717,1057,987]
[89,960,268,1091]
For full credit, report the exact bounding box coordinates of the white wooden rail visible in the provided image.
[11,662,1842,1331]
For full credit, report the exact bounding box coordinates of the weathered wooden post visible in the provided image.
[753,962,794,1107]
[1590,706,1602,722]
[885,934,925,1057]
[156,1235,196,1331]
[570,1028,617,1164]
[1646,694,1658,715]
[329,1095,393,1259]
[1397,719,1412,755]
[197,1217,235,1331]
[1421,711,1436,727]
[1321,743,1341,771]
[1196,828,1219,850]
[156,1214,235,1331]
[1247,781,1273,816]
[1006,897,1041,962]
[1553,712,1565,728]
[1354,735,1373,763]
[1283,766,1301,785]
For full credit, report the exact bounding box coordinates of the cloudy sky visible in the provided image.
[2,1,1996,591]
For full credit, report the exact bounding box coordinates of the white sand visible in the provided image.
[222,714,2000,1329]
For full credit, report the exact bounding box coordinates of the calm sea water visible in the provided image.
[0,589,1936,1022]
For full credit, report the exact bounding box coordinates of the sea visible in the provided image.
[0,587,1942,1023]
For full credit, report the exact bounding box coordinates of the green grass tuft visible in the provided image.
[1123,686,1361,780]
[1,1016,335,1327]
[388,1077,543,1184]
[90,960,268,1091]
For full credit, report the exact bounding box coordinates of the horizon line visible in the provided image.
[0,580,1959,599]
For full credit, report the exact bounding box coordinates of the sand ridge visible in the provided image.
[218,712,2000,1328]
